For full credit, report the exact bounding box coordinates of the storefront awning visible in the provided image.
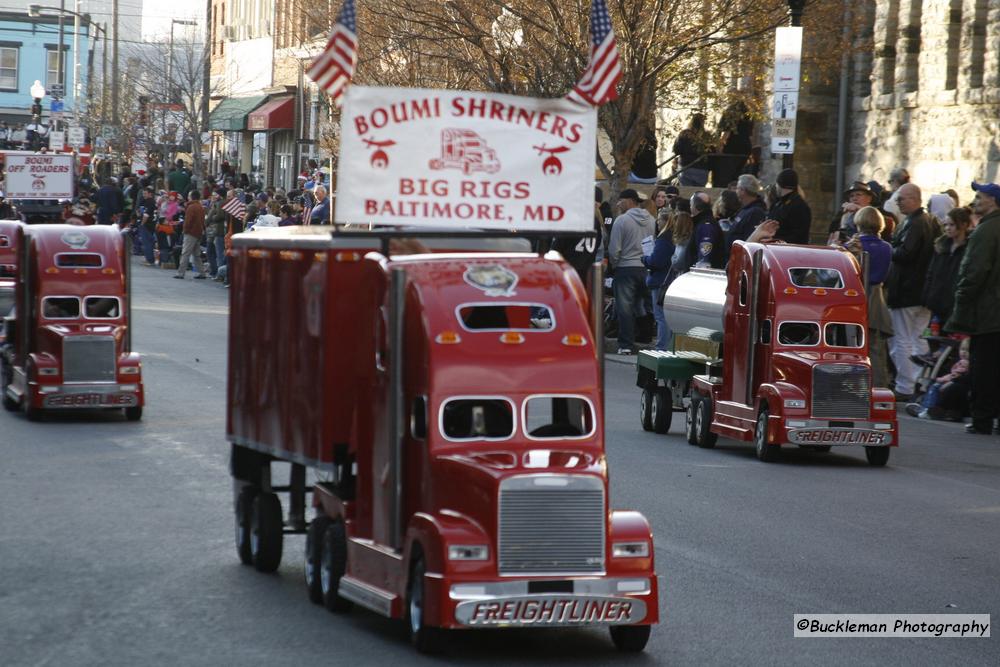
[247,97,294,131]
[208,95,268,131]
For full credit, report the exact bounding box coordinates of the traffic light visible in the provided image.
[31,100,42,118]
[138,95,149,127]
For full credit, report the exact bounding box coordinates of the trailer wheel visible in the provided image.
[407,556,445,653]
[250,492,283,573]
[651,390,672,434]
[754,408,780,462]
[235,486,257,565]
[320,521,352,612]
[639,388,653,431]
[304,516,331,604]
[609,624,651,652]
[124,406,142,421]
[685,398,699,445]
[695,399,717,449]
[865,446,890,467]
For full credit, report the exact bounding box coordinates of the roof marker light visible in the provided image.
[562,333,587,346]
[845,289,859,297]
[435,330,462,344]
[813,288,827,296]
[335,251,361,262]
[500,332,525,344]
[101,268,115,275]
[279,250,303,261]
[45,267,59,274]
[784,287,797,295]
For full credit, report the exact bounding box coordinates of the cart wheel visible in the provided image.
[124,405,142,421]
[320,520,352,612]
[2,390,15,411]
[640,388,653,431]
[651,390,672,434]
[234,486,257,565]
[609,624,651,652]
[754,408,780,462]
[407,555,445,653]
[865,446,890,467]
[695,399,717,449]
[686,398,699,445]
[305,516,331,604]
[250,492,283,573]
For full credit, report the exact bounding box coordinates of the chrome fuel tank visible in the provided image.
[662,268,727,335]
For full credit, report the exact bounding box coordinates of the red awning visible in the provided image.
[247,97,294,131]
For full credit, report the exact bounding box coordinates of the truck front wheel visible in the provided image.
[865,446,890,467]
[754,408,780,462]
[609,624,651,652]
[320,520,352,612]
[686,398,699,445]
[305,516,330,604]
[124,406,142,421]
[407,556,444,653]
[250,492,283,573]
[695,399,717,449]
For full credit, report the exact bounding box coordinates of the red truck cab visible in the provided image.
[1,224,143,420]
[682,241,898,465]
[0,220,20,343]
[227,228,658,652]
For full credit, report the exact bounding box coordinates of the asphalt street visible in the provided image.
[1,257,997,666]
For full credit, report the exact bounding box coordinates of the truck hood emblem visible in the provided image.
[464,264,518,297]
[60,230,89,249]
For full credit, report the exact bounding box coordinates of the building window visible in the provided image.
[878,0,900,95]
[46,49,66,90]
[968,0,988,88]
[0,47,16,90]
[945,0,962,90]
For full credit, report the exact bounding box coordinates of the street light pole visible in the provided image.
[72,0,80,122]
[56,0,64,131]
[783,0,806,170]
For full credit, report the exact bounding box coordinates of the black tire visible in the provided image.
[305,516,331,604]
[865,446,890,467]
[2,390,15,411]
[695,398,717,449]
[250,492,283,573]
[23,400,42,422]
[407,556,444,653]
[320,521,352,612]
[609,624,651,652]
[686,397,699,445]
[754,408,780,462]
[124,405,142,421]
[639,388,653,431]
[651,390,672,434]
[234,486,257,565]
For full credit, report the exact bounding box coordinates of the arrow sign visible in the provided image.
[771,136,795,155]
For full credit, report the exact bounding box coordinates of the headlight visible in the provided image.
[448,545,489,561]
[874,401,894,411]
[120,366,141,375]
[783,399,806,409]
[612,542,649,558]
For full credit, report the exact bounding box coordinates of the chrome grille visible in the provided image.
[812,363,870,419]
[498,475,605,575]
[63,336,116,383]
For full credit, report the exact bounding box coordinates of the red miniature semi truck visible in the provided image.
[227,226,659,652]
[0,220,21,346]
[637,241,898,466]
[1,224,144,420]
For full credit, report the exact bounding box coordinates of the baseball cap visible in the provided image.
[971,181,1000,203]
[845,181,874,197]
[618,188,642,202]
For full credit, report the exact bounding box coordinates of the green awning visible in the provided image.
[208,95,268,131]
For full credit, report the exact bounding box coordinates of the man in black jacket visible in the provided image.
[885,183,935,401]
[767,169,811,244]
[726,174,767,251]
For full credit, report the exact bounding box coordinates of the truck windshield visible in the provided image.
[457,303,554,331]
[788,268,843,289]
[523,395,595,439]
[42,296,80,319]
[778,321,820,346]
[84,296,121,319]
[440,397,515,441]
[825,323,864,348]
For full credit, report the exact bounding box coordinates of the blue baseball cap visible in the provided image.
[971,181,1000,203]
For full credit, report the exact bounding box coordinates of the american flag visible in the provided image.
[306,0,358,105]
[301,204,313,225]
[566,0,622,106]
[222,196,246,220]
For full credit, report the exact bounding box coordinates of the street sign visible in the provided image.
[101,125,119,140]
[772,91,799,120]
[771,136,795,155]
[50,84,64,97]
[773,27,803,93]
[772,118,796,138]
[50,99,64,113]
[67,126,86,147]
[48,130,66,149]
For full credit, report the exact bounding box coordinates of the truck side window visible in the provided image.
[778,322,819,346]
[788,268,843,289]
[440,398,515,441]
[42,297,80,319]
[523,395,594,439]
[825,323,864,348]
[84,297,120,319]
[457,304,555,331]
[410,395,428,439]
[759,320,772,345]
[55,253,103,268]
[738,272,748,307]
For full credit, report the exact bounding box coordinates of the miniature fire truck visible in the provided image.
[1,224,144,420]
[227,227,658,653]
[637,241,898,466]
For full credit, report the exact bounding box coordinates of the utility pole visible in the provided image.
[101,22,108,125]
[202,0,211,175]
[111,0,119,125]
[56,0,64,131]
[72,0,80,123]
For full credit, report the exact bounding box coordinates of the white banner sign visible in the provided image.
[67,125,86,147]
[3,153,75,199]
[48,130,66,149]
[336,86,598,231]
[773,27,803,93]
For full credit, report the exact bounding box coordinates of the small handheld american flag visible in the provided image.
[222,196,246,220]
[306,0,358,106]
[566,0,622,106]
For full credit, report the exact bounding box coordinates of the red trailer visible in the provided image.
[227,227,658,652]
[1,224,143,420]
[652,241,898,465]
